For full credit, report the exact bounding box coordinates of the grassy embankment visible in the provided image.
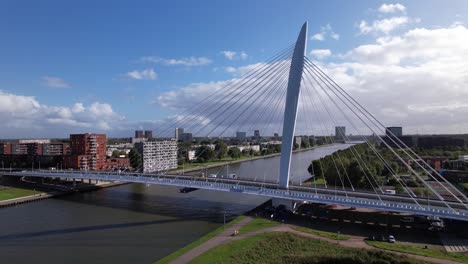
[290,225,350,240]
[238,218,280,234]
[172,145,331,172]
[190,232,426,264]
[0,187,43,201]
[366,240,468,263]
[154,215,245,264]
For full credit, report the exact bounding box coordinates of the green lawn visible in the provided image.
[0,187,43,201]
[238,217,280,234]
[306,178,327,185]
[366,240,468,263]
[190,232,425,264]
[290,225,350,240]
[463,182,468,190]
[154,215,245,264]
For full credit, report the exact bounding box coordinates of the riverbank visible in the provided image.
[168,215,465,264]
[170,144,335,175]
[0,180,126,208]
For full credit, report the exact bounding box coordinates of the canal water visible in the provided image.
[0,144,352,264]
[193,143,354,184]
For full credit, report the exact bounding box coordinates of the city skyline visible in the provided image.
[1,1,468,138]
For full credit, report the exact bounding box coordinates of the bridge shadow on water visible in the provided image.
[0,217,201,241]
[49,183,264,222]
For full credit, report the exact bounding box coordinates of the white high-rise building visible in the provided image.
[135,140,178,172]
[175,128,184,140]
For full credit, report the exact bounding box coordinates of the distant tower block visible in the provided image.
[279,22,308,189]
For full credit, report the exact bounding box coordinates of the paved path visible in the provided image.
[171,217,464,264]
[170,217,254,264]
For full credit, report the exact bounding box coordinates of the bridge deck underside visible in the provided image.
[4,171,468,221]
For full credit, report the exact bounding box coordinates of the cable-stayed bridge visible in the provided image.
[4,22,468,221]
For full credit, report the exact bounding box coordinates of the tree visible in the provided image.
[195,145,215,162]
[228,147,241,159]
[128,148,142,171]
[301,139,310,149]
[112,150,121,157]
[307,160,322,178]
[214,141,228,160]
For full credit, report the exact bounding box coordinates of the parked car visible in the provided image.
[388,235,396,243]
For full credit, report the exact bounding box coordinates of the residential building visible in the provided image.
[236,131,246,140]
[175,128,184,140]
[135,130,144,138]
[64,133,107,171]
[11,143,28,155]
[335,126,346,142]
[17,139,51,144]
[181,132,192,142]
[236,145,260,152]
[104,157,130,171]
[144,130,153,139]
[253,130,261,140]
[187,150,196,161]
[386,127,403,137]
[135,140,178,172]
[42,143,70,156]
[294,136,302,148]
[0,143,12,155]
[26,143,43,156]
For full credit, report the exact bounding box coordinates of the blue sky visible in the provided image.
[1,0,468,138]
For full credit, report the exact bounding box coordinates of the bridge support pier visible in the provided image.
[279,22,308,189]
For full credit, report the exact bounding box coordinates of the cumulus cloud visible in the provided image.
[126,68,157,80]
[0,91,125,137]
[320,24,468,134]
[310,49,332,59]
[359,16,410,34]
[311,24,340,41]
[378,3,406,13]
[221,50,248,60]
[222,51,236,60]
[41,76,71,88]
[140,56,212,66]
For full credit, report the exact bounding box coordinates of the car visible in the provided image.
[388,235,396,243]
[208,174,217,178]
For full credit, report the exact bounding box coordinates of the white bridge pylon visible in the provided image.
[279,22,308,189]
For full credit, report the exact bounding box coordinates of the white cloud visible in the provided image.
[0,91,125,137]
[378,3,406,13]
[222,51,236,60]
[126,68,157,80]
[224,62,266,75]
[311,33,325,41]
[319,25,468,134]
[140,56,212,66]
[310,49,332,59]
[240,51,248,60]
[310,24,340,41]
[359,16,410,34]
[221,50,248,60]
[41,76,71,88]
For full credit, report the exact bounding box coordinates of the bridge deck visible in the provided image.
[3,170,468,221]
